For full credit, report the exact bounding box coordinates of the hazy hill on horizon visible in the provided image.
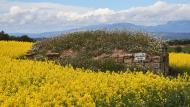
[10,20,190,40]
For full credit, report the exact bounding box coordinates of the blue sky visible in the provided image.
[7,0,190,10]
[1,0,190,33]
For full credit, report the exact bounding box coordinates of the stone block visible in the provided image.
[151,63,160,69]
[152,56,161,63]
[46,52,60,57]
[124,58,133,64]
[116,57,124,63]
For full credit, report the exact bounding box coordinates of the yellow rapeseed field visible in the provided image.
[0,41,190,106]
[170,53,190,72]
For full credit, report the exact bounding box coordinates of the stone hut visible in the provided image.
[27,31,169,74]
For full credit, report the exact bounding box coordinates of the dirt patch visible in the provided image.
[93,53,110,60]
[111,49,128,58]
[60,49,77,58]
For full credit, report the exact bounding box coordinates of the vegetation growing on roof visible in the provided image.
[32,30,165,54]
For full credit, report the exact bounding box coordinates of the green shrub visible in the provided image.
[174,46,182,53]
[57,54,125,72]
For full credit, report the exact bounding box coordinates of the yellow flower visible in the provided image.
[0,41,189,106]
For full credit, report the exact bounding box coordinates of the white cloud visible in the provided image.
[0,1,190,33]
[112,1,190,25]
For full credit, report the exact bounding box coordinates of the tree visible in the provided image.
[0,31,5,35]
[174,46,182,53]
[19,35,34,42]
[0,31,35,42]
[0,31,9,40]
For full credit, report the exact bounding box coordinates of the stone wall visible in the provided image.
[111,46,169,74]
[26,45,169,74]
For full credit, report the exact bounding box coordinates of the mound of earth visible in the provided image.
[28,30,166,72]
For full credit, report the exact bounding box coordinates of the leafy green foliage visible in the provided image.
[168,46,190,53]
[174,46,182,53]
[168,39,190,53]
[58,56,125,72]
[168,39,190,45]
[0,31,35,42]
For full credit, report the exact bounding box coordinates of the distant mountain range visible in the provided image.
[10,20,190,40]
